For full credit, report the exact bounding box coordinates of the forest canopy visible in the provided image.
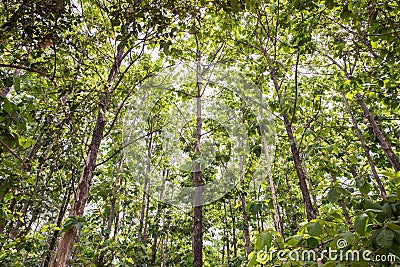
[0,0,399,266]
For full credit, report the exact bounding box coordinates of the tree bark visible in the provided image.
[150,169,167,266]
[261,125,283,236]
[341,92,387,200]
[51,48,125,267]
[229,199,237,259]
[97,152,124,267]
[356,92,400,172]
[223,202,230,266]
[330,174,352,226]
[257,24,316,220]
[282,113,316,220]
[238,112,251,256]
[302,159,319,216]
[193,59,203,267]
[43,185,72,267]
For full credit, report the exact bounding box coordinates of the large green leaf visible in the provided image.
[307,222,323,237]
[255,232,273,250]
[375,229,394,249]
[354,213,368,236]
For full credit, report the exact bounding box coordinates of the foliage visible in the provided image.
[0,0,399,266]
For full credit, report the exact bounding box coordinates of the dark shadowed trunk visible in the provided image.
[43,183,72,267]
[151,169,167,266]
[259,88,283,236]
[341,91,387,200]
[238,112,251,256]
[223,202,230,265]
[356,92,400,172]
[51,48,125,267]
[330,174,352,226]
[229,199,237,259]
[193,59,203,267]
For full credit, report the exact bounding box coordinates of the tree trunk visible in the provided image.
[135,127,154,267]
[193,60,203,267]
[51,48,125,267]
[282,113,316,220]
[150,170,167,267]
[341,91,387,200]
[356,92,400,172]
[229,199,237,259]
[268,64,316,220]
[330,174,352,226]
[97,152,124,267]
[43,185,72,267]
[302,159,319,216]
[223,202,230,266]
[258,33,316,220]
[261,125,283,236]
[238,113,251,256]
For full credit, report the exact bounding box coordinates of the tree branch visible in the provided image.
[0,138,28,169]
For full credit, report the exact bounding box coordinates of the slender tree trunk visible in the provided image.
[266,60,316,220]
[285,171,297,231]
[142,189,151,244]
[51,48,125,267]
[282,113,316,220]
[302,159,319,216]
[356,92,400,172]
[135,126,154,267]
[229,199,237,259]
[261,128,283,236]
[43,185,72,267]
[193,59,203,267]
[161,224,170,267]
[258,30,316,220]
[97,152,124,267]
[223,202,230,266]
[150,170,167,267]
[341,92,387,200]
[137,182,148,241]
[238,115,251,256]
[330,174,352,226]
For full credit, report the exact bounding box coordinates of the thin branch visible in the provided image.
[0,63,56,86]
[289,52,300,126]
[0,138,28,169]
[96,127,164,167]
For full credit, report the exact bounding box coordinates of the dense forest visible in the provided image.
[0,0,400,266]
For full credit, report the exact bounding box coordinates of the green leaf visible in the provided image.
[286,234,304,246]
[354,213,368,235]
[340,5,352,19]
[325,0,335,9]
[247,252,257,267]
[255,232,272,250]
[382,203,392,218]
[307,222,323,237]
[338,232,355,245]
[359,182,370,195]
[376,229,394,249]
[3,77,13,87]
[2,98,12,114]
[306,237,319,248]
[349,155,357,164]
[363,199,382,210]
[327,188,339,203]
